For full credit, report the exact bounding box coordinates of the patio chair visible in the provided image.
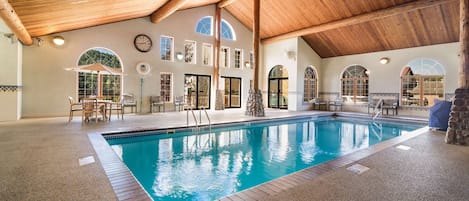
[122,93,137,113]
[329,99,343,111]
[81,98,104,123]
[150,96,165,113]
[108,96,124,120]
[174,96,185,111]
[68,96,82,122]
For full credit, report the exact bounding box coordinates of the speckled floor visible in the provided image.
[0,109,467,201]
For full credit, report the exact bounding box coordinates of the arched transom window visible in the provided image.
[304,66,317,102]
[77,47,122,101]
[195,16,236,40]
[341,65,369,104]
[401,58,445,107]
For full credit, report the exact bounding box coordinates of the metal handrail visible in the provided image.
[203,107,211,130]
[186,106,198,128]
[373,98,383,121]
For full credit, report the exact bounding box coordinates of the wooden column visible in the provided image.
[214,5,224,110]
[253,0,260,90]
[460,0,469,88]
[245,0,264,117]
[445,0,469,145]
[0,0,32,45]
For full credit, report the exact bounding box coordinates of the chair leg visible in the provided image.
[69,109,72,122]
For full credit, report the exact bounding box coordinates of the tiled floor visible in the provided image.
[0,109,468,201]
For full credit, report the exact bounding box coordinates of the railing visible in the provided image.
[370,122,383,141]
[372,98,383,121]
[186,106,198,129]
[202,107,211,130]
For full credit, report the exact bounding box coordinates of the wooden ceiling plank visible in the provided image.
[150,0,190,24]
[0,0,32,45]
[218,0,236,8]
[262,0,457,44]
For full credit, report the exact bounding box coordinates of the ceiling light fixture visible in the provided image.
[380,57,390,64]
[52,36,65,46]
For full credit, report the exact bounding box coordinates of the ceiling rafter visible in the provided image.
[150,0,190,24]
[261,0,457,45]
[0,0,32,45]
[218,0,236,8]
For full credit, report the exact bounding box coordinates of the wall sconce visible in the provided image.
[244,61,251,69]
[379,57,390,64]
[285,50,296,61]
[175,52,184,61]
[52,36,65,46]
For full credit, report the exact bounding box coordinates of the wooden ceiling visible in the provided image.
[2,0,461,58]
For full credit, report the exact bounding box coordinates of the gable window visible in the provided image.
[77,47,122,101]
[160,72,173,102]
[202,43,213,66]
[234,49,242,69]
[195,16,213,36]
[401,58,445,107]
[304,66,317,102]
[184,40,196,64]
[221,20,236,40]
[160,36,173,61]
[341,65,368,104]
[220,47,230,68]
[195,16,236,40]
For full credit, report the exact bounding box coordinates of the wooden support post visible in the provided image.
[150,0,189,23]
[445,0,469,145]
[262,0,457,44]
[0,0,32,45]
[253,0,260,90]
[214,5,224,110]
[460,0,469,88]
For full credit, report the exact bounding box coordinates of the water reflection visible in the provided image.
[108,118,419,201]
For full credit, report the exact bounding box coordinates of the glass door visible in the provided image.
[184,74,211,110]
[223,77,241,108]
[268,78,288,109]
[279,79,288,109]
[268,79,279,108]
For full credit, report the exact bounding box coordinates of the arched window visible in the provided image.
[401,58,445,107]
[304,66,317,102]
[221,20,236,40]
[341,65,368,104]
[195,16,212,36]
[195,17,236,40]
[77,47,122,101]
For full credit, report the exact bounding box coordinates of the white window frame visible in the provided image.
[160,35,174,61]
[234,49,243,69]
[160,72,173,103]
[220,46,230,68]
[202,43,213,66]
[184,40,196,64]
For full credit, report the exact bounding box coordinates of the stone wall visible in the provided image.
[445,88,469,145]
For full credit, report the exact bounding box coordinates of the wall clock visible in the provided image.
[134,34,152,52]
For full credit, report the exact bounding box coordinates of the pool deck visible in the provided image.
[0,109,468,201]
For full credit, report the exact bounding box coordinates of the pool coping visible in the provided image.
[88,113,429,201]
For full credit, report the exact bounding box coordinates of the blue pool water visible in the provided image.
[106,117,423,201]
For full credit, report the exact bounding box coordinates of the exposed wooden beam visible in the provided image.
[262,0,457,44]
[0,0,32,45]
[150,0,190,24]
[217,0,236,8]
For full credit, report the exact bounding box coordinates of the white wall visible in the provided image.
[296,37,322,111]
[0,20,22,121]
[22,5,254,117]
[320,42,459,116]
[262,37,298,110]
